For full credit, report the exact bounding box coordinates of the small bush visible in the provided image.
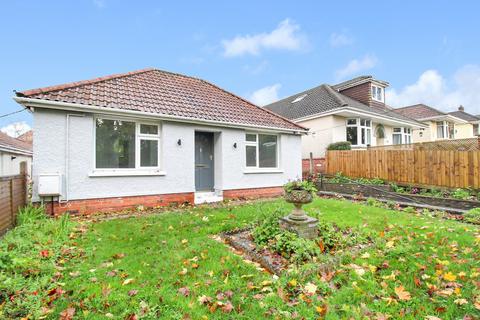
[16,204,47,226]
[451,188,472,200]
[366,197,382,207]
[463,208,480,224]
[327,141,351,151]
[284,179,317,195]
[403,206,416,214]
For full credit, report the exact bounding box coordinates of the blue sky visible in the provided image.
[1,0,480,135]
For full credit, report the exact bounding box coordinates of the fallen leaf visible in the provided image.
[221,301,234,313]
[454,298,468,305]
[59,307,75,320]
[394,286,411,301]
[443,272,457,282]
[198,295,212,305]
[178,287,190,297]
[122,278,134,285]
[128,289,138,297]
[304,282,317,295]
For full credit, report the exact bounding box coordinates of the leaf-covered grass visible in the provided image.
[1,198,479,319]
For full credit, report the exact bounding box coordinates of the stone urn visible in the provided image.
[284,189,313,221]
[280,189,318,239]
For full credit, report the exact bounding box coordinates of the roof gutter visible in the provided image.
[293,106,428,128]
[0,144,33,156]
[14,97,308,135]
[418,114,469,124]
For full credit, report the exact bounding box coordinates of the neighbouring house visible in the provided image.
[395,104,474,142]
[264,75,425,159]
[0,131,32,176]
[14,68,306,215]
[17,130,33,143]
[448,106,480,137]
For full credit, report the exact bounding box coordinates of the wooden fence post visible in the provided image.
[9,179,14,228]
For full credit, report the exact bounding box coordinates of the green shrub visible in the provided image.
[252,209,284,246]
[328,172,350,184]
[16,204,47,226]
[284,179,317,195]
[403,206,416,214]
[463,208,480,224]
[327,141,352,151]
[357,177,385,185]
[451,188,472,200]
[366,197,382,207]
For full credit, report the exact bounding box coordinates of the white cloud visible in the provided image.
[1,121,31,138]
[222,19,306,57]
[335,54,378,80]
[330,32,353,47]
[249,84,281,106]
[93,0,106,8]
[386,65,480,114]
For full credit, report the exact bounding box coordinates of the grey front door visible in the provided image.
[195,132,214,191]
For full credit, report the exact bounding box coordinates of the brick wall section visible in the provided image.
[223,186,284,200]
[45,192,195,216]
[339,82,371,106]
[302,158,326,178]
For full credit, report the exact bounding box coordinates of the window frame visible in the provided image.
[244,132,280,170]
[436,121,453,139]
[93,115,162,175]
[393,127,412,145]
[346,118,372,147]
[371,85,384,102]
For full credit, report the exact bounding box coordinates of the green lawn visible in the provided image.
[1,198,479,319]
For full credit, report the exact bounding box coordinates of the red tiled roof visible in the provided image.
[0,131,33,154]
[17,130,33,143]
[17,68,305,132]
[394,104,445,120]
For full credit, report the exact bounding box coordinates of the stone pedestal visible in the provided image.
[279,215,318,239]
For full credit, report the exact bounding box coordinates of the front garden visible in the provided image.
[1,197,479,319]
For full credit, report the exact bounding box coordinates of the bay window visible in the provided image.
[245,133,278,168]
[346,118,371,146]
[393,127,412,145]
[95,117,160,170]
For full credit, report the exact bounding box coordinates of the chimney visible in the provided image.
[458,105,465,112]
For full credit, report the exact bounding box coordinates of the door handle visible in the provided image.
[196,164,208,168]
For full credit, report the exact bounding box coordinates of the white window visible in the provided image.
[371,85,384,102]
[436,121,454,139]
[346,118,372,146]
[95,117,160,170]
[393,127,412,145]
[245,133,278,168]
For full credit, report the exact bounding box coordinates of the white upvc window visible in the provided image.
[94,117,161,172]
[346,118,372,146]
[393,127,412,145]
[371,85,384,102]
[436,121,454,139]
[245,133,279,169]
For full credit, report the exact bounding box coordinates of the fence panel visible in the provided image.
[326,149,480,189]
[0,173,27,235]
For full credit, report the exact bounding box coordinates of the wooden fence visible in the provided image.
[0,165,27,235]
[326,149,480,189]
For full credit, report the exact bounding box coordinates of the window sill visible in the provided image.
[89,170,166,177]
[243,168,284,174]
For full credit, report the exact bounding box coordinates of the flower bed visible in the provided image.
[220,209,374,275]
[317,174,480,212]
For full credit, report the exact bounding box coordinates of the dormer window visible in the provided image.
[371,85,384,102]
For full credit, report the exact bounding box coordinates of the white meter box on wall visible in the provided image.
[38,173,62,196]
